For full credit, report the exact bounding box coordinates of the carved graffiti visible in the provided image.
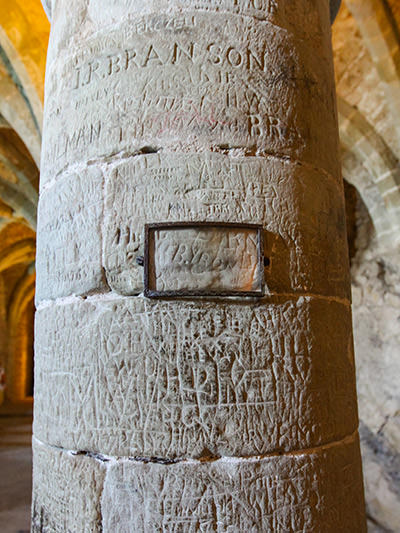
[145,223,264,296]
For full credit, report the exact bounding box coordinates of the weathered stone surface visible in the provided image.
[47,0,334,55]
[31,438,106,533]
[41,11,339,184]
[34,0,366,529]
[84,0,331,31]
[35,168,106,301]
[360,423,400,533]
[146,224,264,296]
[34,296,358,458]
[31,434,365,533]
[35,154,350,302]
[103,154,349,298]
[101,434,366,533]
[351,245,400,532]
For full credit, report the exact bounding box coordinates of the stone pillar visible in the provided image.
[33,0,367,531]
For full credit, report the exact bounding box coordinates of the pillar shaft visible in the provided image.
[33,0,366,530]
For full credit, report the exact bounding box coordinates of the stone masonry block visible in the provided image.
[31,438,106,533]
[103,153,349,298]
[33,296,358,458]
[101,434,366,532]
[35,154,350,302]
[41,11,339,184]
[35,168,106,302]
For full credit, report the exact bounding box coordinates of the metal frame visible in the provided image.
[144,221,265,298]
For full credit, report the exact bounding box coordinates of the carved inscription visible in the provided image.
[146,224,263,296]
[33,297,358,457]
[32,439,105,533]
[41,13,339,183]
[103,154,349,299]
[35,1,365,530]
[101,436,366,533]
[32,435,365,533]
[83,0,324,40]
[36,169,105,301]
[35,154,349,302]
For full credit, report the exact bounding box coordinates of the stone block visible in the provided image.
[31,434,366,533]
[103,153,349,299]
[41,11,339,184]
[33,296,358,458]
[36,154,349,302]
[101,434,366,532]
[31,438,106,533]
[35,168,106,301]
[35,154,351,302]
[47,1,333,66]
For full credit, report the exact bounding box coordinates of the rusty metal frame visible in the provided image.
[144,221,265,298]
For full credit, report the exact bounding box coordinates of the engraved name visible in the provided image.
[71,41,275,90]
[145,224,264,296]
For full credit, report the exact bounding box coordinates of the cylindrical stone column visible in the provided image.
[33,0,366,531]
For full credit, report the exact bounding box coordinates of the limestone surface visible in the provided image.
[101,434,365,533]
[35,168,106,301]
[31,433,365,533]
[35,154,350,301]
[34,296,358,458]
[102,154,348,298]
[41,10,339,185]
[31,438,106,533]
[351,244,400,532]
[34,0,366,530]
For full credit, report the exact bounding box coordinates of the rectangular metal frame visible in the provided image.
[144,221,265,298]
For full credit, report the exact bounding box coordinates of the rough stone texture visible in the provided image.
[31,433,364,533]
[102,155,349,298]
[44,1,336,70]
[35,154,350,301]
[34,296,358,458]
[101,434,365,533]
[351,244,400,532]
[31,438,106,532]
[41,9,340,185]
[35,168,106,301]
[33,0,366,530]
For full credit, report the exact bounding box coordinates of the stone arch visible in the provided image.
[0,126,39,228]
[0,0,49,158]
[344,0,400,139]
[0,63,41,165]
[338,96,400,247]
[6,269,35,402]
[0,238,36,273]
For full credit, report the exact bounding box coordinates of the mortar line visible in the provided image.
[40,149,341,194]
[35,290,350,310]
[32,431,359,466]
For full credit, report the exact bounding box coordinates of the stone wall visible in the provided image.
[351,223,400,531]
